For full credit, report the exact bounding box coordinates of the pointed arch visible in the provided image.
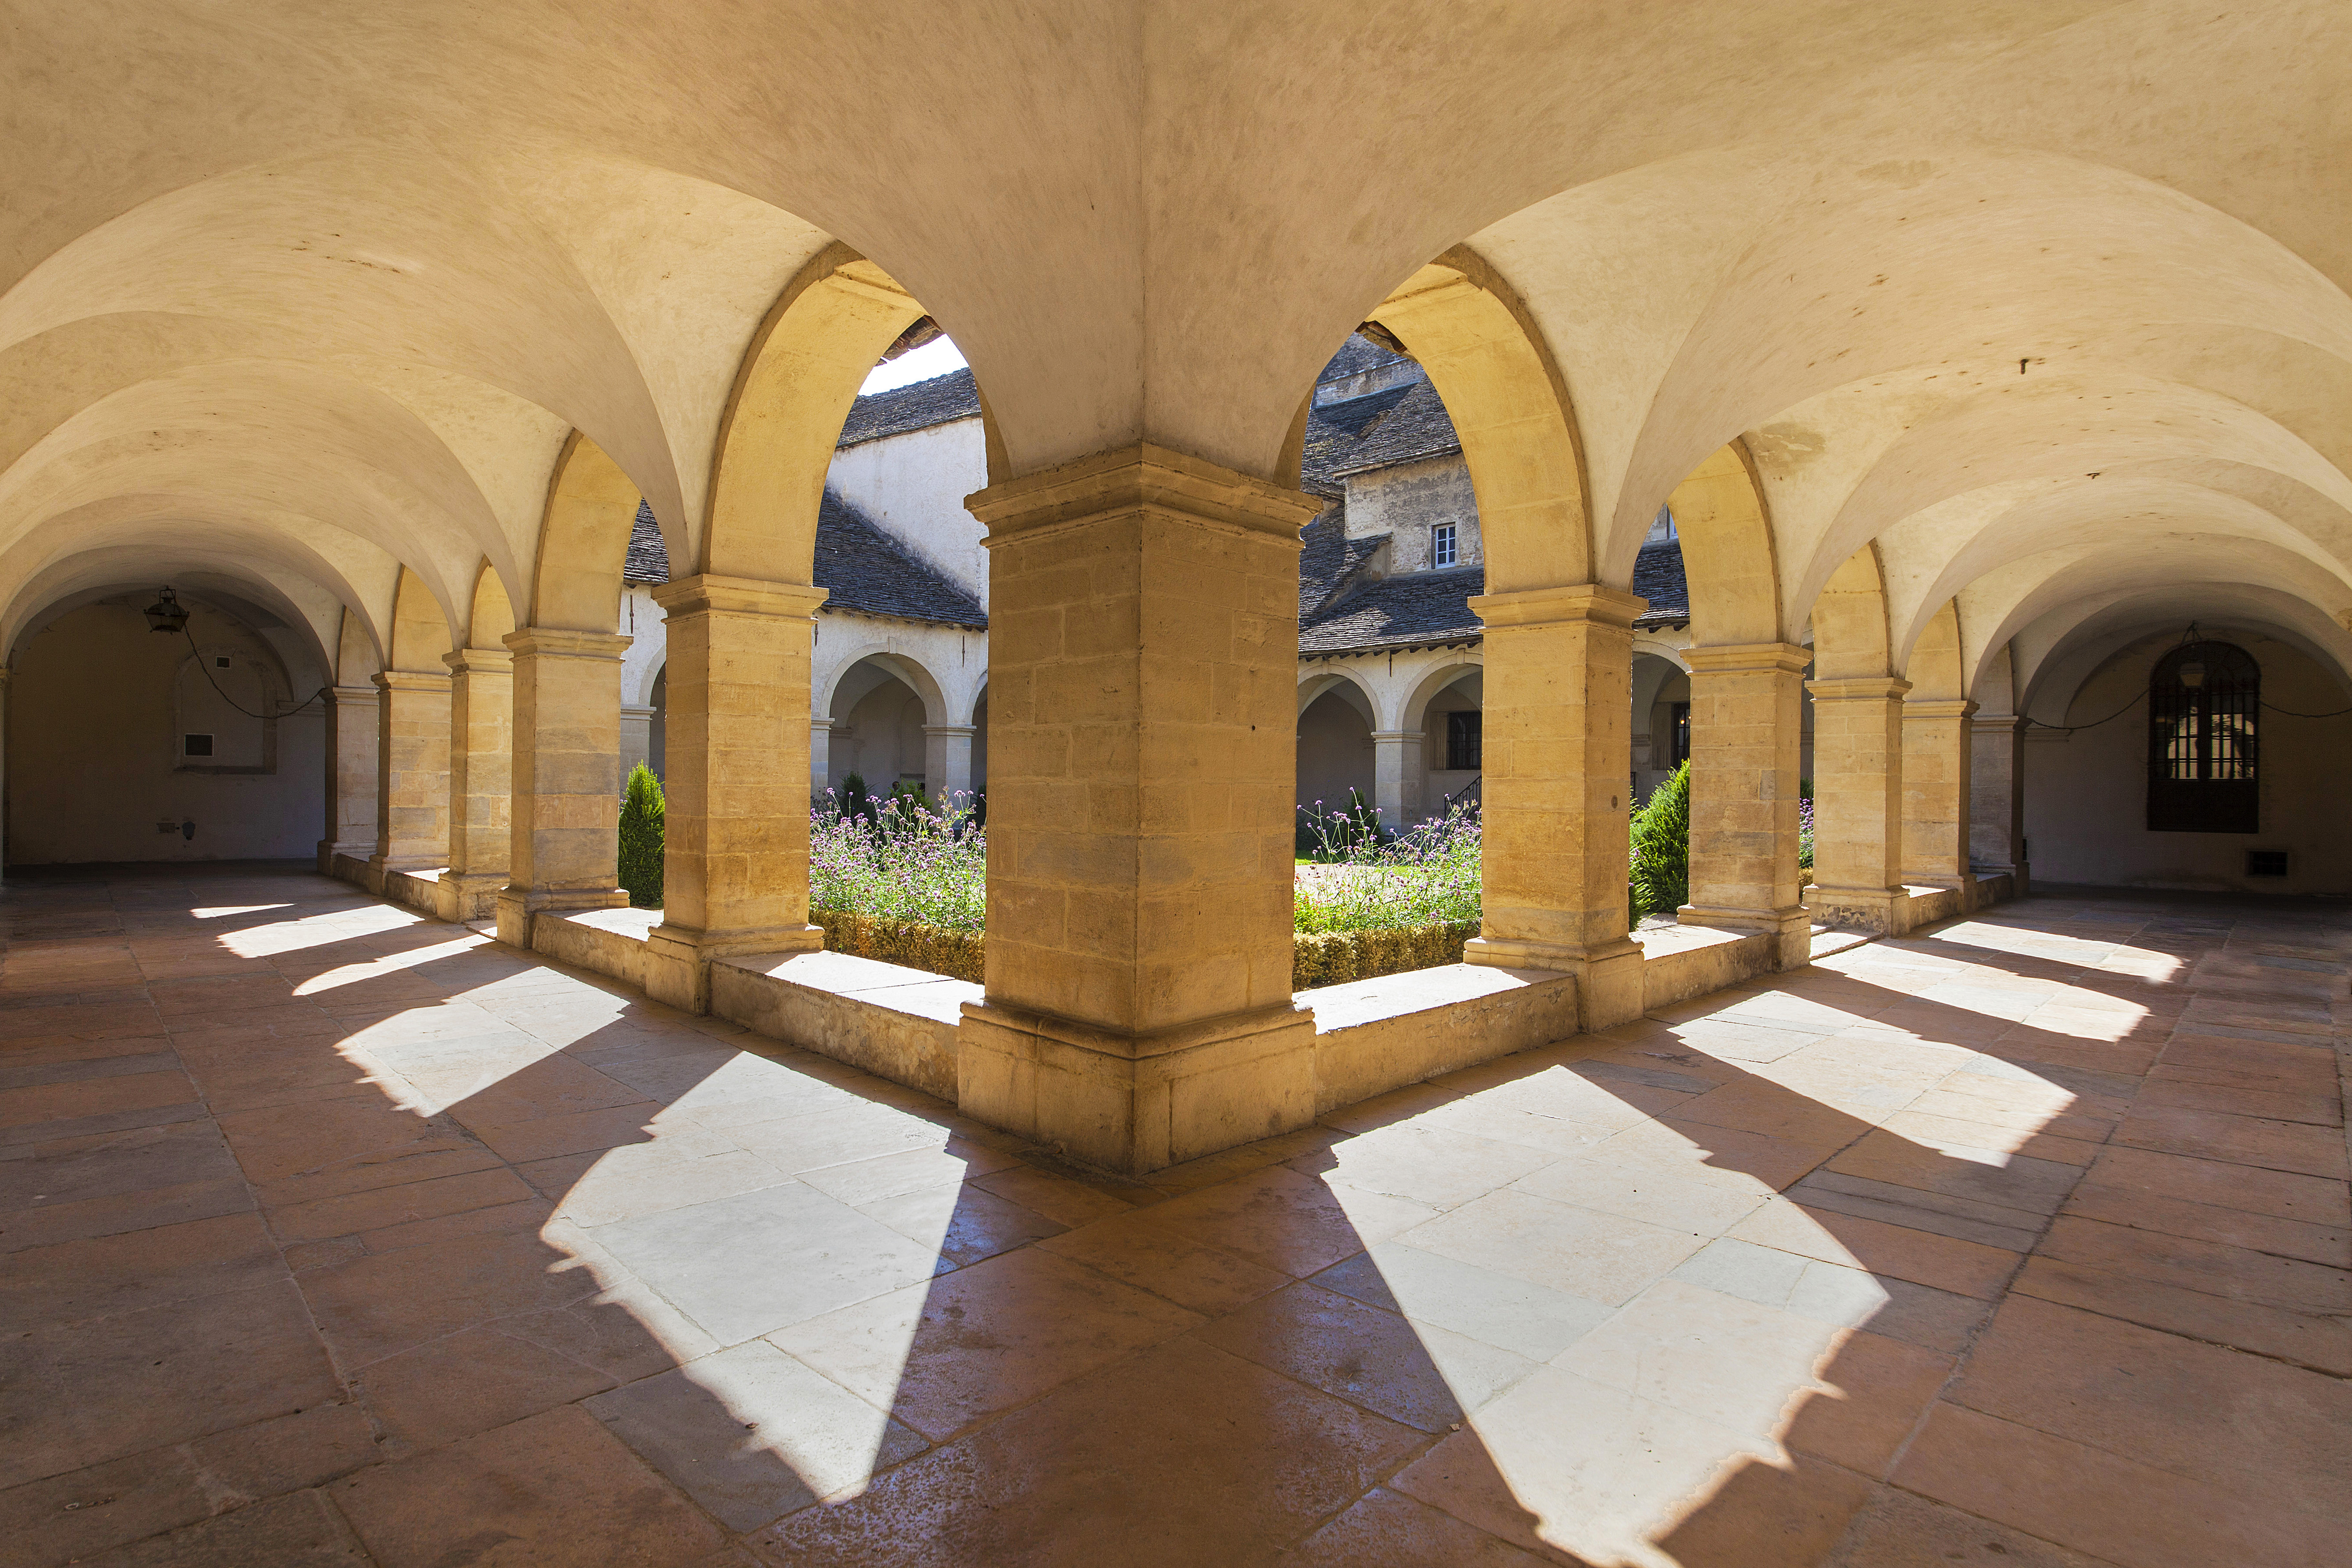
[1810,544,1893,679]
[530,431,640,633]
[1905,600,1968,700]
[1366,247,1591,593]
[1668,443,1782,646]
[465,560,517,649]
[387,566,454,672]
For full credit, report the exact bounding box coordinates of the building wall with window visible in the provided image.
[2025,630,2352,894]
[1341,455,1481,573]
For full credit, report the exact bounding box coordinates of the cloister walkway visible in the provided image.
[1,864,2345,1567]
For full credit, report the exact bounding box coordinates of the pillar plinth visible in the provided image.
[1805,675,1911,934]
[368,670,454,887]
[642,576,829,1013]
[924,724,977,804]
[319,684,380,874]
[1679,642,1810,969]
[957,443,1324,1174]
[1461,583,1648,1028]
[1903,696,1980,905]
[1971,710,2027,894]
[1369,730,1425,827]
[442,647,513,921]
[495,628,631,947]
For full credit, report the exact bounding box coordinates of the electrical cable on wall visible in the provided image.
[143,585,322,720]
[2019,690,2146,735]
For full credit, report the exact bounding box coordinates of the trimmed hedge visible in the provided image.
[812,908,1478,993]
[812,908,985,983]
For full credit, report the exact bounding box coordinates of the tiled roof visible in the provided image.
[1315,332,1409,385]
[813,490,987,629]
[624,501,670,583]
[1630,537,1690,627]
[836,367,983,448]
[1329,380,1463,476]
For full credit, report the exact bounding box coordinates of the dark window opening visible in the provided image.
[183,733,214,758]
[214,656,231,669]
[2147,641,2258,833]
[2247,849,2289,877]
[1445,710,1482,771]
[1666,701,1691,768]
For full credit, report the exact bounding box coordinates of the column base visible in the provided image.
[1676,904,1812,970]
[1462,935,1644,1030]
[1802,883,1911,936]
[494,886,631,949]
[1908,873,1981,912]
[437,871,510,924]
[956,1000,1316,1176]
[644,922,825,1014]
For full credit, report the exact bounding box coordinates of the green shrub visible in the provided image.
[1630,759,1689,921]
[1292,920,1480,990]
[812,908,985,983]
[618,763,665,908]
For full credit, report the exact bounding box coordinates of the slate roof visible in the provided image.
[1629,536,1690,627]
[836,367,983,448]
[1329,379,1463,476]
[812,490,987,629]
[1315,333,1410,385]
[624,501,670,583]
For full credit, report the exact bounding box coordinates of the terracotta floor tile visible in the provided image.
[298,1225,602,1367]
[1400,1187,1709,1307]
[75,1488,370,1567]
[358,1319,619,1452]
[2077,1142,2349,1226]
[793,1137,1024,1206]
[2037,1211,2351,1313]
[333,1405,724,1568]
[2112,1103,2350,1179]
[2059,1179,2349,1267]
[1032,1207,1293,1313]
[2010,1253,2352,1376]
[0,1069,196,1135]
[1303,1121,1555,1210]
[1821,1486,2127,1568]
[1310,1240,1613,1360]
[1553,1277,1849,1439]
[1785,1170,2049,1253]
[0,1210,285,1332]
[1727,1197,2022,1300]
[969,1164,1137,1227]
[767,1245,1202,1441]
[753,1338,1426,1568]
[1825,1127,2084,1217]
[2134,1074,2341,1127]
[1276,1486,1555,1566]
[1647,1452,1875,1568]
[264,1163,533,1243]
[1142,1162,1438,1277]
[542,1147,793,1228]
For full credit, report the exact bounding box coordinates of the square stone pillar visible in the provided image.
[318,684,380,874]
[441,646,513,921]
[1369,730,1424,828]
[1679,643,1811,969]
[810,719,836,800]
[619,704,657,779]
[1903,696,1979,903]
[640,577,830,1012]
[369,671,454,889]
[957,444,1324,1175]
[1461,583,1648,1029]
[495,628,631,946]
[1971,710,2027,894]
[925,724,977,804]
[1805,676,1911,934]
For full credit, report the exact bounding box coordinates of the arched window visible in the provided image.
[2147,641,2259,833]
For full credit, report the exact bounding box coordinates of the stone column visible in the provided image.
[442,646,513,921]
[1369,730,1424,827]
[495,628,631,947]
[957,444,1324,1175]
[0,668,10,876]
[1805,676,1911,933]
[810,719,836,800]
[368,671,454,890]
[924,724,977,805]
[1971,709,2027,894]
[318,683,381,876]
[1462,584,1648,1028]
[1903,696,1979,903]
[1677,644,1811,968]
[642,577,829,1012]
[619,705,657,779]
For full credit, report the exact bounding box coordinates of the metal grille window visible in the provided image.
[1445,710,1481,770]
[1431,522,1457,567]
[2147,641,2259,833]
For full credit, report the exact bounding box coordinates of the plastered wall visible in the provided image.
[825,420,991,605]
[9,603,326,864]
[2024,635,2352,895]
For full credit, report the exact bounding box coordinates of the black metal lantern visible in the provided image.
[143,586,189,635]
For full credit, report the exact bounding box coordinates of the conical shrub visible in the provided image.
[1630,760,1690,921]
[619,763,665,908]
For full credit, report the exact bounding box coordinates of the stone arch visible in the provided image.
[387,567,454,672]
[333,603,382,685]
[1809,544,1893,680]
[820,645,950,728]
[1296,668,1379,723]
[465,560,517,650]
[1905,600,1967,701]
[1667,443,1782,646]
[529,432,640,633]
[1398,658,1485,734]
[1362,247,1591,593]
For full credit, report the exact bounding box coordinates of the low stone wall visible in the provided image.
[1634,924,1779,1012]
[1307,963,1579,1113]
[711,949,971,1103]
[533,907,660,990]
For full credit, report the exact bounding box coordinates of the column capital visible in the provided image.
[922,724,977,739]
[1970,710,2023,730]
[1684,641,1812,676]
[1808,675,1912,701]
[1467,582,1647,631]
[503,627,631,661]
[652,573,828,619]
[966,442,1323,549]
[328,683,382,703]
[374,668,453,694]
[443,645,513,677]
[1903,697,1980,720]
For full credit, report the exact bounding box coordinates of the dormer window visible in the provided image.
[1431,522,1458,567]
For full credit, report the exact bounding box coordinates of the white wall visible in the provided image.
[825,419,991,605]
[9,601,327,864]
[2025,632,2352,894]
[1344,454,1481,572]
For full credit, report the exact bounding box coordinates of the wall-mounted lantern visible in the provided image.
[143,586,189,635]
